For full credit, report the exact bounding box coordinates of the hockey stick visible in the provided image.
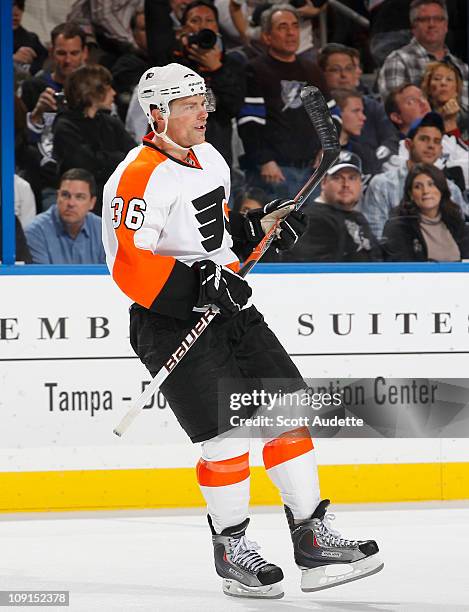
[113,86,340,437]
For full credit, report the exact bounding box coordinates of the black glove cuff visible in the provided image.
[244,209,265,243]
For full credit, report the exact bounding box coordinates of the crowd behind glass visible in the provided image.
[7,0,469,264]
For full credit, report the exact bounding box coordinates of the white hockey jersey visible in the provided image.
[102,134,239,318]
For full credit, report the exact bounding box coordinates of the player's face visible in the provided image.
[410,173,442,217]
[394,86,431,131]
[52,35,88,80]
[429,66,458,105]
[322,169,361,210]
[57,180,96,226]
[324,53,358,90]
[167,95,208,147]
[340,97,366,136]
[412,3,447,49]
[407,127,442,165]
[263,10,299,59]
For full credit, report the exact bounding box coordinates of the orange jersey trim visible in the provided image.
[112,146,176,309]
[196,452,250,487]
[263,427,314,470]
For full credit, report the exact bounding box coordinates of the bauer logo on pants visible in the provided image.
[164,307,218,373]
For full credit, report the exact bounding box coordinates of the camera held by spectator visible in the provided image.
[186,28,218,50]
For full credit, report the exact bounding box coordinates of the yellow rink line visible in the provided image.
[0,462,468,513]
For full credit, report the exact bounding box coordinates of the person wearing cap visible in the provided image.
[281,154,382,262]
[362,111,468,238]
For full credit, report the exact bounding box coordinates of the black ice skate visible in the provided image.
[208,515,284,599]
[285,499,384,592]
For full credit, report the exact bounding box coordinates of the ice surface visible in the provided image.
[0,503,468,612]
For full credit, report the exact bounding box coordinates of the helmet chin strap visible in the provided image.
[150,113,191,153]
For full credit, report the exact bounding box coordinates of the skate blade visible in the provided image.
[222,578,284,599]
[301,553,384,592]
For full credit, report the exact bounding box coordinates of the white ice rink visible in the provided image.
[1,502,468,612]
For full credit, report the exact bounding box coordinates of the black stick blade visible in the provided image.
[301,86,340,154]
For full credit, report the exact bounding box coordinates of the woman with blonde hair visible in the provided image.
[421,61,468,144]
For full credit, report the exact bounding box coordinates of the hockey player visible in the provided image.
[102,63,383,599]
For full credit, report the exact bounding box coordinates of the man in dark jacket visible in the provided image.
[13,0,48,78]
[282,154,382,262]
[20,22,88,210]
[237,6,328,199]
[318,43,398,167]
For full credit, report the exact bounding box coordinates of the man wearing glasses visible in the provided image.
[318,43,397,170]
[378,0,468,111]
[25,168,105,264]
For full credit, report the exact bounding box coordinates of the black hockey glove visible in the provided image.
[193,260,252,317]
[245,199,308,250]
[274,210,308,250]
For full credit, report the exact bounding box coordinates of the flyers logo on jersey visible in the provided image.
[192,186,229,252]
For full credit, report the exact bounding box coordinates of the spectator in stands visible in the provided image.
[24,168,105,264]
[382,164,469,261]
[282,154,382,262]
[232,187,265,215]
[238,6,327,198]
[67,0,144,66]
[319,43,398,167]
[378,0,469,111]
[229,0,328,61]
[385,83,431,137]
[384,85,468,193]
[13,0,48,78]
[20,22,88,210]
[111,7,151,119]
[53,64,134,214]
[0,210,32,264]
[130,0,245,165]
[331,89,383,178]
[362,112,467,238]
[421,62,469,144]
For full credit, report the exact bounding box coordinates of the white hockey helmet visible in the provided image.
[138,63,208,125]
